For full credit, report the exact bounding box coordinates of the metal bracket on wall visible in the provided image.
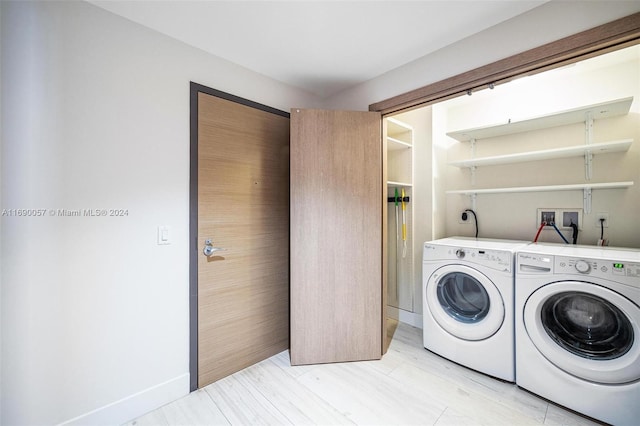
[583,187,592,214]
[468,193,477,212]
[584,151,593,180]
[470,138,477,185]
[584,113,594,180]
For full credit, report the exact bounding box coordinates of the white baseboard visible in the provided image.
[59,373,190,426]
[387,305,423,329]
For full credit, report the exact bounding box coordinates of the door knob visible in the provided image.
[203,239,226,257]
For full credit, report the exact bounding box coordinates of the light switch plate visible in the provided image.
[157,226,171,245]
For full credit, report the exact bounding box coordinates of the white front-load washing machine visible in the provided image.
[516,244,640,426]
[423,237,528,382]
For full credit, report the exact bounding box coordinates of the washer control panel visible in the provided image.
[555,256,640,282]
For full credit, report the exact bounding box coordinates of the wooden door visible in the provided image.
[290,108,384,365]
[196,90,290,387]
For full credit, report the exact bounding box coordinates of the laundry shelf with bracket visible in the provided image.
[446,182,634,195]
[448,139,633,168]
[447,181,634,214]
[446,97,633,142]
[445,96,634,213]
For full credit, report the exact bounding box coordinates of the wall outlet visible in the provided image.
[459,210,471,224]
[595,212,609,228]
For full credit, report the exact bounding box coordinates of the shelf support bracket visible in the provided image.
[470,138,477,186]
[469,193,477,212]
[584,113,594,180]
[583,187,592,214]
[585,151,593,180]
[585,113,593,144]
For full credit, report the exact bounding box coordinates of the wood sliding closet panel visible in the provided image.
[290,108,382,365]
[370,12,640,115]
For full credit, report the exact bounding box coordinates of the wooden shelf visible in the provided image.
[388,137,412,151]
[387,181,413,188]
[448,139,633,168]
[446,181,634,195]
[446,97,633,142]
[387,117,413,144]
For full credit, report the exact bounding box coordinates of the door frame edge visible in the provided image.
[189,82,199,392]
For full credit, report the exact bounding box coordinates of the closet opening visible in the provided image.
[377,13,639,328]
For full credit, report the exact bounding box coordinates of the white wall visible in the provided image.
[0,1,319,425]
[439,48,640,248]
[322,1,640,111]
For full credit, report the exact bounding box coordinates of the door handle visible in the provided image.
[203,239,226,257]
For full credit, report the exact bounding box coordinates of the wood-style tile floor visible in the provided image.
[125,321,602,425]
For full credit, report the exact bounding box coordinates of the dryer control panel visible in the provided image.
[424,243,512,272]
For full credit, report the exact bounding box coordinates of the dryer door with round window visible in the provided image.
[523,281,640,384]
[425,264,505,341]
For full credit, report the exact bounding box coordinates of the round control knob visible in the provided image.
[575,260,591,274]
[455,249,465,259]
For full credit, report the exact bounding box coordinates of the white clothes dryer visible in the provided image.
[423,237,528,382]
[516,244,640,426]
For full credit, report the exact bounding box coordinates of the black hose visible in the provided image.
[570,223,578,244]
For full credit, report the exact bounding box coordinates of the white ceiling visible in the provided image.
[89,0,548,99]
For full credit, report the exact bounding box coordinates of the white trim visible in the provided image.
[58,373,189,426]
[387,305,423,329]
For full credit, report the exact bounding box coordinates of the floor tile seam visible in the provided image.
[291,364,362,425]
[227,367,298,425]
[201,383,237,425]
[258,358,348,425]
[273,351,324,379]
[432,406,452,426]
[385,360,543,425]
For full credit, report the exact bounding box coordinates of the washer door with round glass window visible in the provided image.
[426,264,505,341]
[524,281,640,384]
